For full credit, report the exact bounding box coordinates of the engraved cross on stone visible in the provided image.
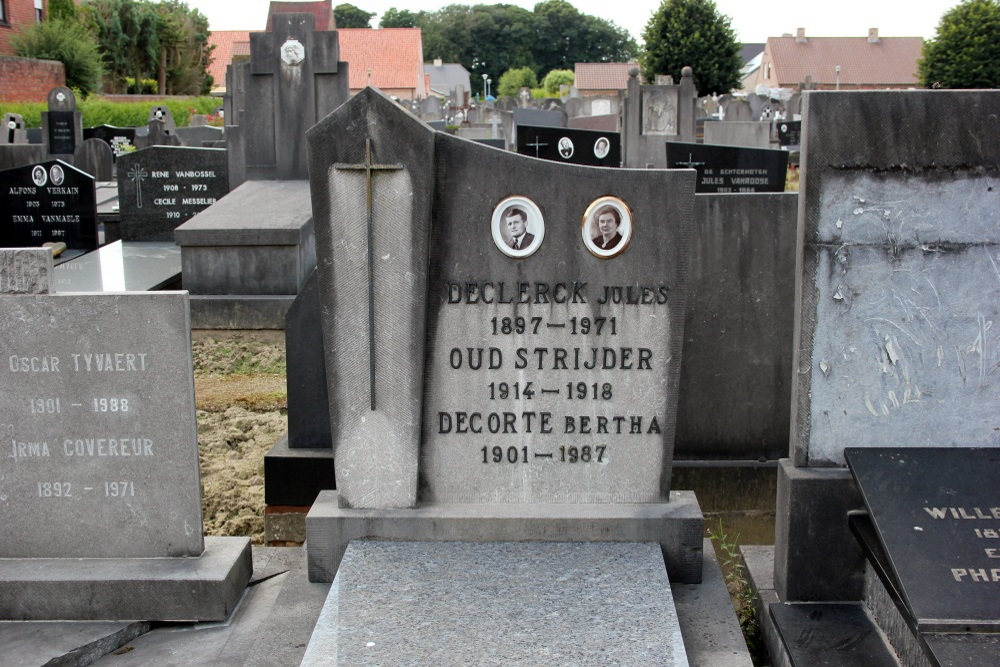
[128,165,147,208]
[675,153,704,168]
[334,138,404,410]
[526,136,548,158]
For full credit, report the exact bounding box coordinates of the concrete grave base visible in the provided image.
[0,537,252,621]
[0,620,150,667]
[188,294,294,329]
[306,490,705,584]
[302,541,691,666]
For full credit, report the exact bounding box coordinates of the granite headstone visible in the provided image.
[83,124,138,161]
[41,87,82,156]
[0,160,98,250]
[117,146,228,241]
[516,124,620,167]
[666,142,787,193]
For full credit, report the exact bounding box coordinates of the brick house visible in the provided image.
[747,28,923,90]
[0,0,45,55]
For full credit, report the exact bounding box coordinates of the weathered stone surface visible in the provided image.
[791,90,1000,466]
[0,248,52,294]
[0,292,203,558]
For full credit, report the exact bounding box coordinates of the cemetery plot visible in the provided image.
[516,124,621,167]
[778,120,801,147]
[666,141,788,193]
[0,160,98,250]
[84,125,137,160]
[117,146,228,241]
[0,292,203,559]
[846,447,1000,631]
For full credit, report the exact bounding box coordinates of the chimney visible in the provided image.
[867,28,880,43]
[795,28,806,44]
[433,58,443,68]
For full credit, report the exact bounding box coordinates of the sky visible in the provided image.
[186,0,957,43]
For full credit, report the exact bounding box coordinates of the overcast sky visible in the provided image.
[187,0,956,43]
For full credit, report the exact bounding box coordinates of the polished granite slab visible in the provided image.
[52,241,181,293]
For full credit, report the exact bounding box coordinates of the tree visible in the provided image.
[640,0,742,96]
[48,0,79,21]
[379,7,423,28]
[334,3,375,28]
[541,68,574,95]
[152,1,213,95]
[497,66,538,97]
[919,0,1000,89]
[12,19,104,95]
[532,0,636,74]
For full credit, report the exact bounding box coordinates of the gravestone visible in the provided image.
[623,67,696,168]
[746,92,770,120]
[722,98,752,121]
[304,86,701,566]
[83,124,138,161]
[703,121,772,148]
[564,96,582,118]
[745,89,1000,666]
[0,160,98,251]
[419,96,442,120]
[846,447,1000,666]
[175,124,224,147]
[117,146,228,241]
[0,282,251,620]
[239,12,350,181]
[141,118,182,148]
[301,84,706,664]
[786,92,802,118]
[666,142,787,193]
[147,106,177,135]
[516,124,621,167]
[0,247,52,294]
[4,112,27,144]
[41,87,82,156]
[777,120,801,147]
[73,138,114,181]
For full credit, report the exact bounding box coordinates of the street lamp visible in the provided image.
[482,73,488,98]
[835,65,841,91]
[487,78,492,99]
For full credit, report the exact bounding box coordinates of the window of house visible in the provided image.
[35,0,44,22]
[1,0,8,25]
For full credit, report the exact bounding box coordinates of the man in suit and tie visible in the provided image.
[505,206,534,250]
[592,206,623,250]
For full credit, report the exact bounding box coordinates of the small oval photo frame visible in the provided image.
[582,196,633,259]
[492,195,545,258]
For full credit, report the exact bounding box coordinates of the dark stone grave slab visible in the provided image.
[846,447,1000,632]
[778,120,801,146]
[667,141,787,193]
[73,138,114,181]
[117,146,228,241]
[923,633,1000,667]
[83,125,138,161]
[51,241,181,293]
[284,269,330,449]
[769,602,899,667]
[0,159,98,250]
[516,124,620,167]
[42,87,82,156]
[175,125,224,147]
[473,138,505,149]
[511,107,566,131]
[242,13,349,180]
[4,112,27,144]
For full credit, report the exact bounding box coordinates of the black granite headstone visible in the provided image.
[778,120,801,147]
[666,142,788,193]
[516,125,621,167]
[0,160,97,250]
[84,125,138,161]
[117,146,229,241]
[46,111,77,155]
[846,447,1000,631]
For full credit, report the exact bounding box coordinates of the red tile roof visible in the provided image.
[767,35,923,86]
[207,31,252,92]
[337,28,425,94]
[266,1,334,31]
[574,62,639,91]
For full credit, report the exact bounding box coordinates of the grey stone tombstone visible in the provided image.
[697,96,720,118]
[589,97,614,116]
[746,92,769,120]
[117,146,229,241]
[175,124,225,147]
[41,87,82,156]
[142,118,182,148]
[722,98,752,121]
[0,287,251,620]
[767,89,1000,605]
[147,106,177,135]
[72,138,114,181]
[496,97,516,112]
[564,97,583,118]
[4,112,27,144]
[304,87,701,583]
[239,12,350,181]
[623,66,696,168]
[703,121,772,148]
[0,247,52,294]
[419,96,443,120]
[454,84,465,105]
[786,92,803,118]
[518,87,531,107]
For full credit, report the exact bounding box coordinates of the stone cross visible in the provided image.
[243,13,349,180]
[128,164,148,208]
[334,138,404,410]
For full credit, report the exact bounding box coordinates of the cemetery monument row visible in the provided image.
[305,88,703,585]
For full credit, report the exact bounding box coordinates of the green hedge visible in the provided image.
[0,96,221,129]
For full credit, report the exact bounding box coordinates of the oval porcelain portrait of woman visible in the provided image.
[581,196,632,258]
